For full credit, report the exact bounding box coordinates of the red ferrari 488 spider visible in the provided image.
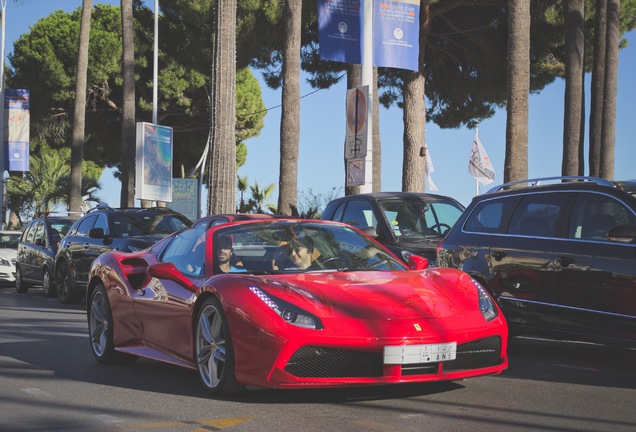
[86,219,508,395]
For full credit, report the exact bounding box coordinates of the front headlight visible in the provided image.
[0,258,10,266]
[249,286,322,329]
[472,278,498,321]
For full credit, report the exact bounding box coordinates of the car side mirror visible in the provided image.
[361,226,378,238]
[148,262,197,291]
[89,227,106,239]
[408,255,429,270]
[607,224,636,244]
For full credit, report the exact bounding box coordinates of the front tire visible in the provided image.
[15,267,29,294]
[56,262,81,304]
[195,298,245,396]
[88,284,138,364]
[42,268,56,298]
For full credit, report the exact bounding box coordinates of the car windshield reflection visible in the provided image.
[212,222,408,275]
[378,198,464,240]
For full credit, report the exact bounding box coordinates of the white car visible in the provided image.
[0,231,21,285]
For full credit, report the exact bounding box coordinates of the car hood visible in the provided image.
[0,248,17,260]
[251,268,477,320]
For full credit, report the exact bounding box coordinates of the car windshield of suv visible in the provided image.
[378,198,464,240]
[0,233,21,249]
[111,211,191,237]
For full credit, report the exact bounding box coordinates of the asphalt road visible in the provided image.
[1,286,635,432]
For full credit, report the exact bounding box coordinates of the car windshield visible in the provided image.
[112,211,191,237]
[0,233,21,249]
[378,198,464,240]
[213,221,407,274]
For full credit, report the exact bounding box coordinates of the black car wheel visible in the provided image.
[88,284,138,364]
[56,262,81,304]
[42,268,56,298]
[195,298,245,396]
[15,267,29,294]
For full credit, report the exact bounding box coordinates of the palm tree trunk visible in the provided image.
[277,0,302,215]
[600,0,620,179]
[562,0,585,177]
[69,0,92,212]
[207,0,237,214]
[120,0,135,207]
[504,0,530,183]
[589,0,607,177]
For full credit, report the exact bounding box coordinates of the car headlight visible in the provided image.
[472,278,498,321]
[249,286,322,329]
[0,258,10,266]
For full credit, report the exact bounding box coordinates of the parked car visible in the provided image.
[192,213,284,230]
[86,218,508,396]
[0,231,21,286]
[54,205,191,304]
[321,192,465,263]
[16,214,79,296]
[436,176,636,347]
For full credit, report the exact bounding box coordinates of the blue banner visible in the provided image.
[4,89,30,172]
[318,0,363,64]
[318,0,420,72]
[373,0,420,71]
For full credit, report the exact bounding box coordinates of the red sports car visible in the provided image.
[86,219,508,395]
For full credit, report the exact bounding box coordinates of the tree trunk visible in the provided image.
[562,0,585,177]
[401,2,429,193]
[504,0,530,183]
[277,0,302,215]
[207,0,237,214]
[600,0,620,179]
[589,0,607,177]
[69,0,92,212]
[120,0,135,207]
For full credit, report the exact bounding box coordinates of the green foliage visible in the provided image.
[6,144,103,224]
[7,3,266,182]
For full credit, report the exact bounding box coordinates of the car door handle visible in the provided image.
[492,251,507,261]
[557,256,574,267]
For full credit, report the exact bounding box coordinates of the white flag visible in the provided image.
[468,130,495,186]
[424,143,438,191]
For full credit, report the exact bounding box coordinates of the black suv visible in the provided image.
[436,176,636,347]
[54,205,192,304]
[321,192,465,263]
[16,214,80,297]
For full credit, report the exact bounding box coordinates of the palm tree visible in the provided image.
[237,175,249,212]
[277,0,302,215]
[562,0,585,177]
[504,0,530,183]
[120,0,135,207]
[589,0,607,177]
[69,0,92,212]
[250,182,276,214]
[207,0,237,214]
[600,0,620,179]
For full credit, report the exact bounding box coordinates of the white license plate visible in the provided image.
[384,342,457,364]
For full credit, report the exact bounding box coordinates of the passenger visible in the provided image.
[286,236,316,270]
[215,236,246,273]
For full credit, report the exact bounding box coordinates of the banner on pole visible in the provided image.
[423,143,438,191]
[318,0,420,71]
[4,89,30,172]
[135,122,173,202]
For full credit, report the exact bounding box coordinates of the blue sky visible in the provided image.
[4,0,635,212]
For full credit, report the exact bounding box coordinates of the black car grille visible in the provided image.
[283,337,502,379]
[442,336,502,372]
[284,347,383,378]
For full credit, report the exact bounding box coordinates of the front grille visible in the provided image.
[443,336,502,372]
[284,346,383,378]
